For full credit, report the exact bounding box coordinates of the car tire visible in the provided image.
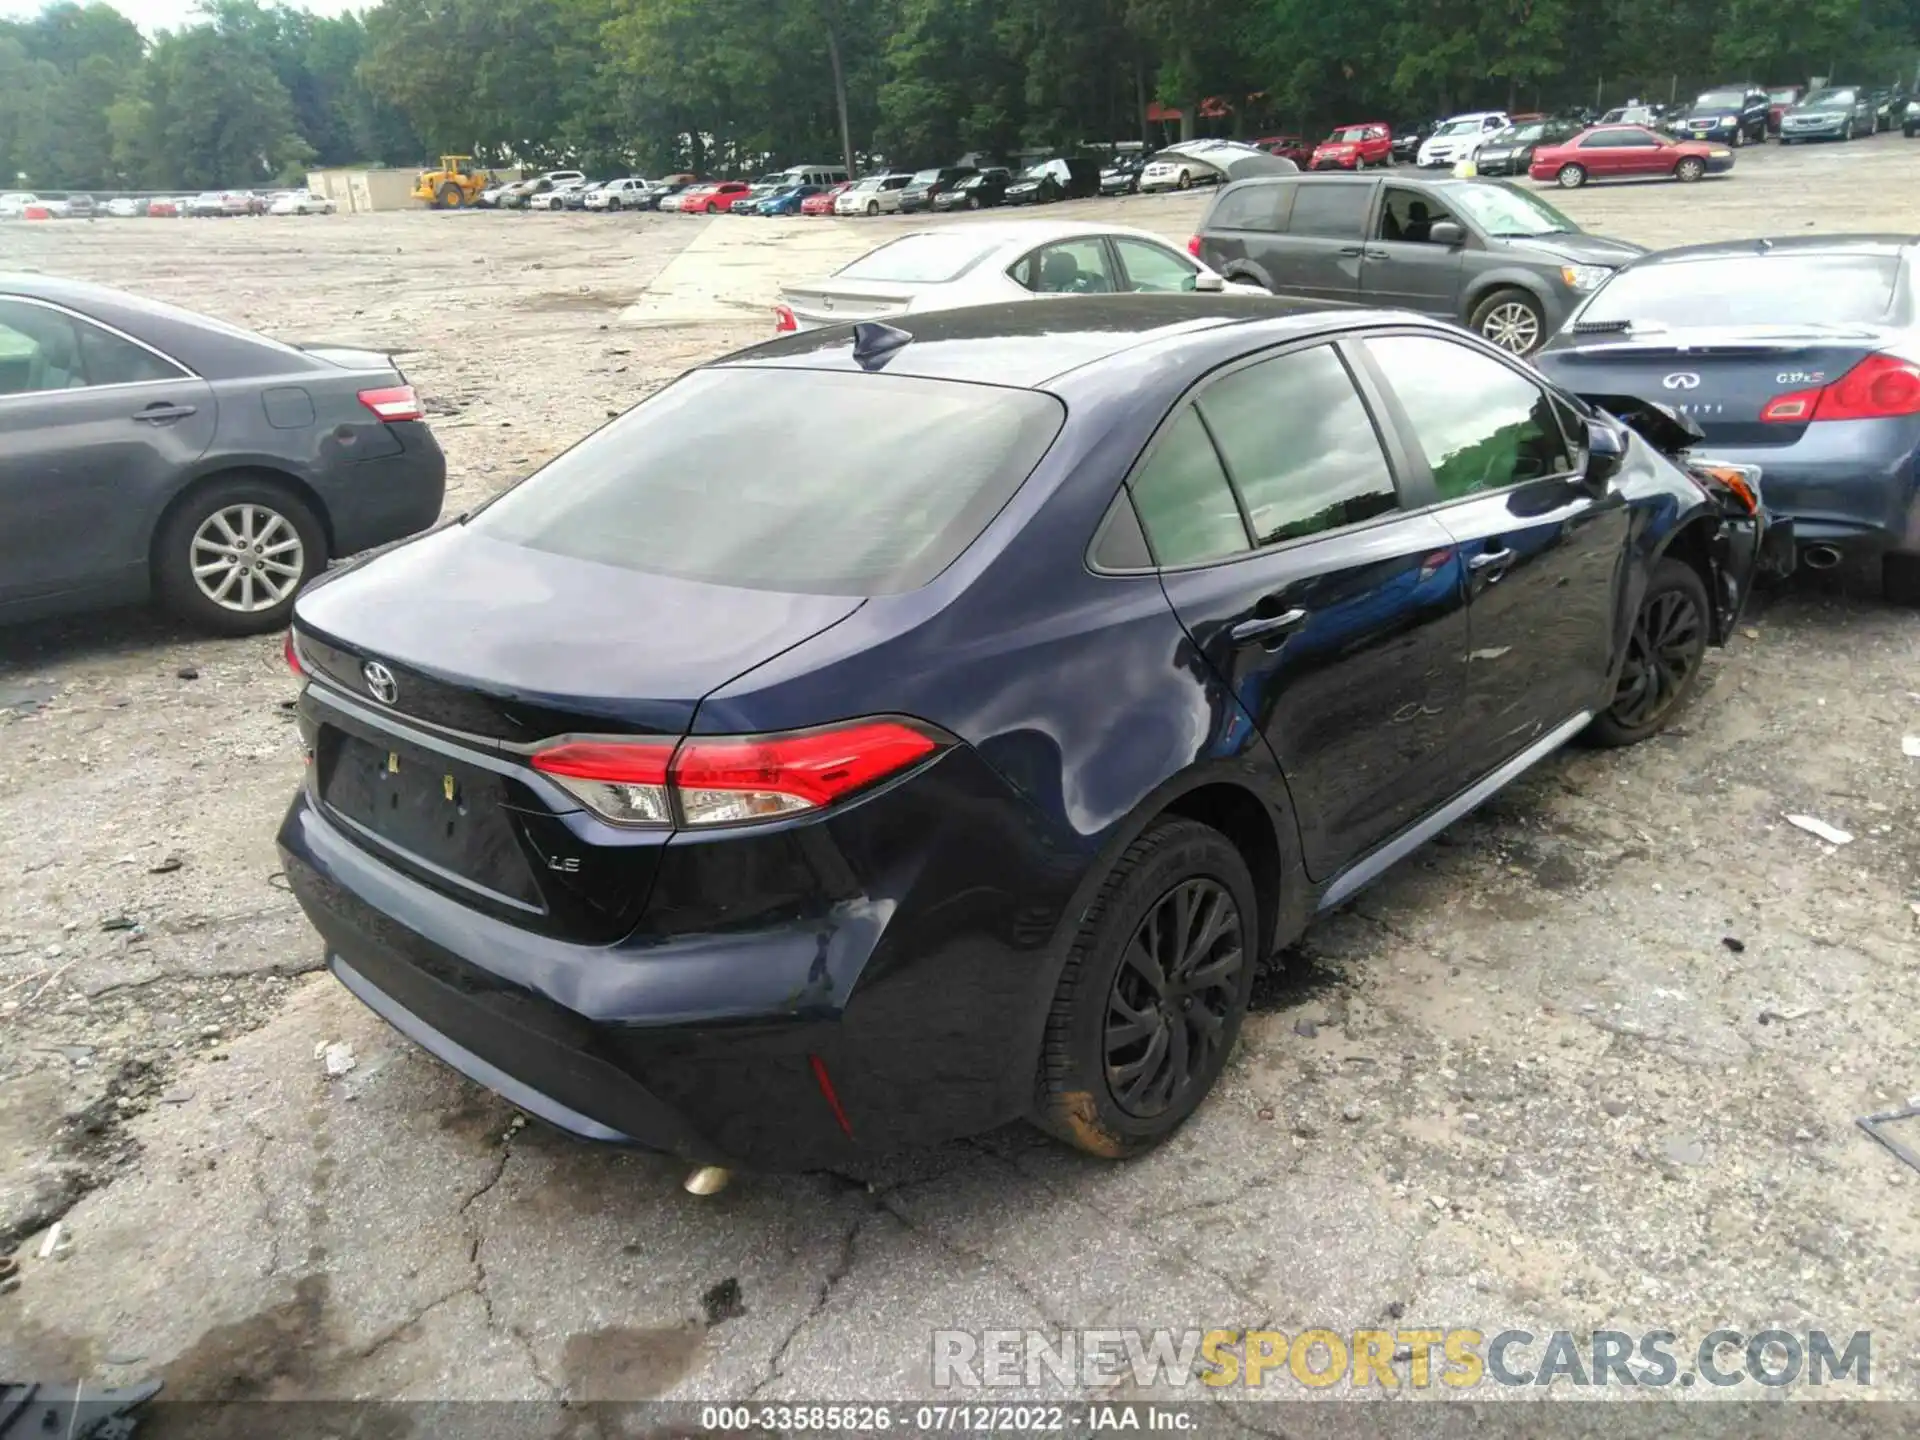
[1884,553,1920,607]
[1032,818,1260,1159]
[866,200,879,216]
[1780,136,1794,145]
[1354,156,1367,171]
[1176,169,1193,190]
[1582,558,1710,748]
[1730,127,1744,147]
[1843,119,1854,141]
[1675,156,1706,182]
[154,476,327,637]
[1469,287,1546,356]
[1556,162,1587,188]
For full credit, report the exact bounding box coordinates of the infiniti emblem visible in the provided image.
[362,660,398,705]
[1663,372,1701,391]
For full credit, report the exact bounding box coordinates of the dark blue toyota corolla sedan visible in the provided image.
[278,297,1775,1172]
[1534,235,1920,604]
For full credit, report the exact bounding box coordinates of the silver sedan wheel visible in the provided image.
[190,503,304,613]
[1480,301,1541,355]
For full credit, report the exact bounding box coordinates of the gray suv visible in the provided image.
[1192,174,1644,355]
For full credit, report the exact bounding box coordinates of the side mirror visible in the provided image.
[1193,272,1226,293]
[1586,419,1626,485]
[1429,221,1464,246]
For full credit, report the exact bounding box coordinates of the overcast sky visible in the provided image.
[2,0,364,34]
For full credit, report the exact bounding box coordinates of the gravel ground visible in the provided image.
[2,135,1919,1423]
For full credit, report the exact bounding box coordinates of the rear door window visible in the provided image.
[1127,408,1250,566]
[1195,345,1400,545]
[471,368,1064,595]
[1112,238,1200,293]
[1286,182,1372,239]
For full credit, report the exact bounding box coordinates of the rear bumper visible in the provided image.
[314,422,448,556]
[1693,425,1920,557]
[276,739,1076,1170]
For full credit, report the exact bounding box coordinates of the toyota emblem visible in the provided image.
[362,660,398,705]
[1663,372,1701,391]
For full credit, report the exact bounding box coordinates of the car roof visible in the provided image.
[1621,234,1918,268]
[720,295,1373,388]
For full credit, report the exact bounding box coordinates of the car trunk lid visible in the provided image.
[291,526,863,940]
[1538,324,1888,445]
[780,279,921,328]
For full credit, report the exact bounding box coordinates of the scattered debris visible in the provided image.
[0,680,57,712]
[1340,1103,1363,1123]
[1759,1005,1821,1025]
[1721,936,1746,953]
[701,1276,746,1326]
[159,1090,194,1106]
[1785,814,1853,846]
[147,855,185,875]
[1904,735,1920,759]
[1858,1106,1920,1175]
[1293,1018,1319,1038]
[100,916,138,932]
[175,666,199,681]
[1661,1135,1707,1167]
[320,1041,356,1078]
[36,1221,67,1261]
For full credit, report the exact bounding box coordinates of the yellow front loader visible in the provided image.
[413,155,490,209]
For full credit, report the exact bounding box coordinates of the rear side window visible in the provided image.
[1127,408,1249,566]
[1364,335,1571,499]
[1195,346,1398,545]
[1287,183,1370,239]
[0,298,185,395]
[1579,254,1899,327]
[1208,183,1289,232]
[838,233,997,283]
[472,368,1064,595]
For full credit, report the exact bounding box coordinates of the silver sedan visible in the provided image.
[774,219,1264,332]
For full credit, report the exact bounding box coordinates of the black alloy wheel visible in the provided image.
[1104,879,1244,1119]
[1033,818,1259,1157]
[1585,558,1709,747]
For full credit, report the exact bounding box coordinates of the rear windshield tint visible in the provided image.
[1580,255,1899,328]
[470,367,1065,596]
[837,233,999,283]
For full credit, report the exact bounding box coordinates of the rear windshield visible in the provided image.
[837,233,998,283]
[1694,90,1745,108]
[470,368,1065,596]
[1580,255,1899,328]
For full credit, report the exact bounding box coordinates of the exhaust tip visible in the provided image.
[1802,543,1844,571]
[684,1165,732,1197]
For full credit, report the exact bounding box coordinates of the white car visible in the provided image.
[1416,111,1510,167]
[0,192,37,218]
[774,220,1264,332]
[105,196,143,218]
[834,173,911,215]
[586,177,653,210]
[529,180,586,211]
[269,190,336,215]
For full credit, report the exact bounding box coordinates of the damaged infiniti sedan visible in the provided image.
[278,297,1783,1173]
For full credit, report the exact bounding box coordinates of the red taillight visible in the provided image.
[284,630,304,677]
[1762,353,1920,424]
[773,303,798,333]
[1186,235,1201,257]
[530,719,938,828]
[358,384,423,423]
[531,739,674,826]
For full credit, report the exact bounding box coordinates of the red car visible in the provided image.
[146,197,178,217]
[1767,85,1805,134]
[683,180,752,214]
[801,181,851,216]
[1311,122,1393,170]
[1528,125,1733,187]
[1254,134,1313,166]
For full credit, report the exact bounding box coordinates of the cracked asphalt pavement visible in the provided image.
[2,138,1920,1422]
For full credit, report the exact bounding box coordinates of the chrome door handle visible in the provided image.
[134,404,197,423]
[1468,547,1514,573]
[1230,608,1308,645]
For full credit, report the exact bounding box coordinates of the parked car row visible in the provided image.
[0,189,336,219]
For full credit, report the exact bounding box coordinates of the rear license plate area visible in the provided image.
[317,728,541,908]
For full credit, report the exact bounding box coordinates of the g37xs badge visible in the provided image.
[362,661,398,705]
[1777,370,1825,385]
